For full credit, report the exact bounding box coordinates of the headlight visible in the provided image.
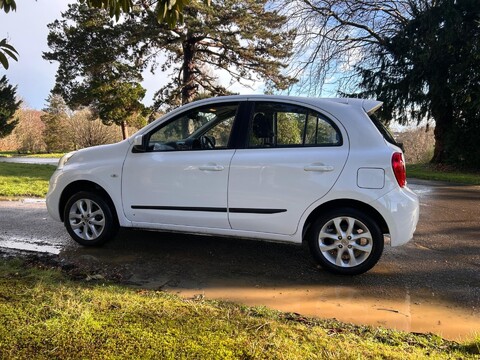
[57,151,76,170]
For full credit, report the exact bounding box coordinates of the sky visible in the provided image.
[0,1,262,110]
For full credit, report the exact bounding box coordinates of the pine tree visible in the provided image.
[41,94,70,152]
[124,0,295,109]
[0,75,20,138]
[44,4,147,139]
[287,0,480,168]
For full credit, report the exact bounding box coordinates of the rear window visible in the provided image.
[369,114,398,146]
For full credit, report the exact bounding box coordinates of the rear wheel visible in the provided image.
[64,191,118,246]
[308,208,384,275]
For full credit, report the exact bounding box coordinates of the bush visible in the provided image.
[395,127,435,164]
[1,109,48,154]
[0,107,133,154]
[67,109,122,149]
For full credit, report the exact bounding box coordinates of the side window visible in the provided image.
[147,104,237,151]
[305,113,341,146]
[248,102,341,148]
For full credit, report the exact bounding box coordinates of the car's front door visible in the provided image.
[122,102,239,229]
[228,101,349,235]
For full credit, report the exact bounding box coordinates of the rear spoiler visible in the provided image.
[362,99,383,115]
[323,98,383,115]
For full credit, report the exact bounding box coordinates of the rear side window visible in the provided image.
[369,114,398,146]
[248,102,341,148]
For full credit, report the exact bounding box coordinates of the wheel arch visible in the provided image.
[59,180,119,224]
[301,199,389,244]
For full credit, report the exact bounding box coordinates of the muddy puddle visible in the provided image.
[169,284,479,341]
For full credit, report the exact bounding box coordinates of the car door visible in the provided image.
[228,101,349,235]
[122,102,239,229]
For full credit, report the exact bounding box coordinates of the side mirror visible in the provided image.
[132,134,146,153]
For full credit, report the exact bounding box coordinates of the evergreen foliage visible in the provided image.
[41,94,70,152]
[0,75,20,138]
[357,0,480,167]
[44,4,147,139]
[289,0,480,168]
[122,0,296,109]
[45,1,295,116]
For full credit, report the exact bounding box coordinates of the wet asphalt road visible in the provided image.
[0,157,59,165]
[0,179,479,340]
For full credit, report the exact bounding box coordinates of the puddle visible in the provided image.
[412,187,434,196]
[22,198,46,204]
[173,284,479,341]
[0,237,62,255]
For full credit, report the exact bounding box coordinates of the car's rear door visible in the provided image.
[228,100,349,235]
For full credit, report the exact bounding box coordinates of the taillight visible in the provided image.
[392,152,406,188]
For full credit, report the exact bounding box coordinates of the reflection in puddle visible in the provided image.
[0,237,61,255]
[174,285,479,341]
[412,187,434,196]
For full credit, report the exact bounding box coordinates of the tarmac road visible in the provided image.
[0,179,479,340]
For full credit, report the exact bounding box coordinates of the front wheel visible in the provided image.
[64,191,118,246]
[308,208,384,275]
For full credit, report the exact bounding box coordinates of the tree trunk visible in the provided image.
[429,92,453,164]
[181,32,197,105]
[431,122,446,163]
[121,120,129,140]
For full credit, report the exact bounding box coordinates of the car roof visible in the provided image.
[188,95,382,116]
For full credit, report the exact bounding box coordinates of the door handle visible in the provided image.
[304,164,334,172]
[199,164,225,171]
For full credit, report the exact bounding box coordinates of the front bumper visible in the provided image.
[46,169,63,222]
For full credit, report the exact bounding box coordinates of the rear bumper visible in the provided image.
[372,185,419,246]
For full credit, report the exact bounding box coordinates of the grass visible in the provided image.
[0,259,478,359]
[0,151,64,159]
[408,163,480,185]
[0,163,56,198]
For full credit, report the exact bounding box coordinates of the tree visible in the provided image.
[68,108,121,149]
[0,0,205,69]
[41,94,70,152]
[356,0,480,166]
[0,75,20,138]
[122,0,295,109]
[12,109,46,153]
[285,0,480,168]
[80,0,211,27]
[44,4,147,139]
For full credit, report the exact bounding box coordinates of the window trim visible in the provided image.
[245,101,343,149]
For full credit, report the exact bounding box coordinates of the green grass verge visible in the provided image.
[407,163,480,185]
[0,151,64,159]
[0,163,56,198]
[0,259,478,359]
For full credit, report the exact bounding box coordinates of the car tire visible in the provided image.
[64,191,118,246]
[308,208,384,275]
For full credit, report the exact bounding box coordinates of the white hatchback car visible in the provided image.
[47,95,419,275]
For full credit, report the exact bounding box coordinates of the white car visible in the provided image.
[47,95,419,275]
